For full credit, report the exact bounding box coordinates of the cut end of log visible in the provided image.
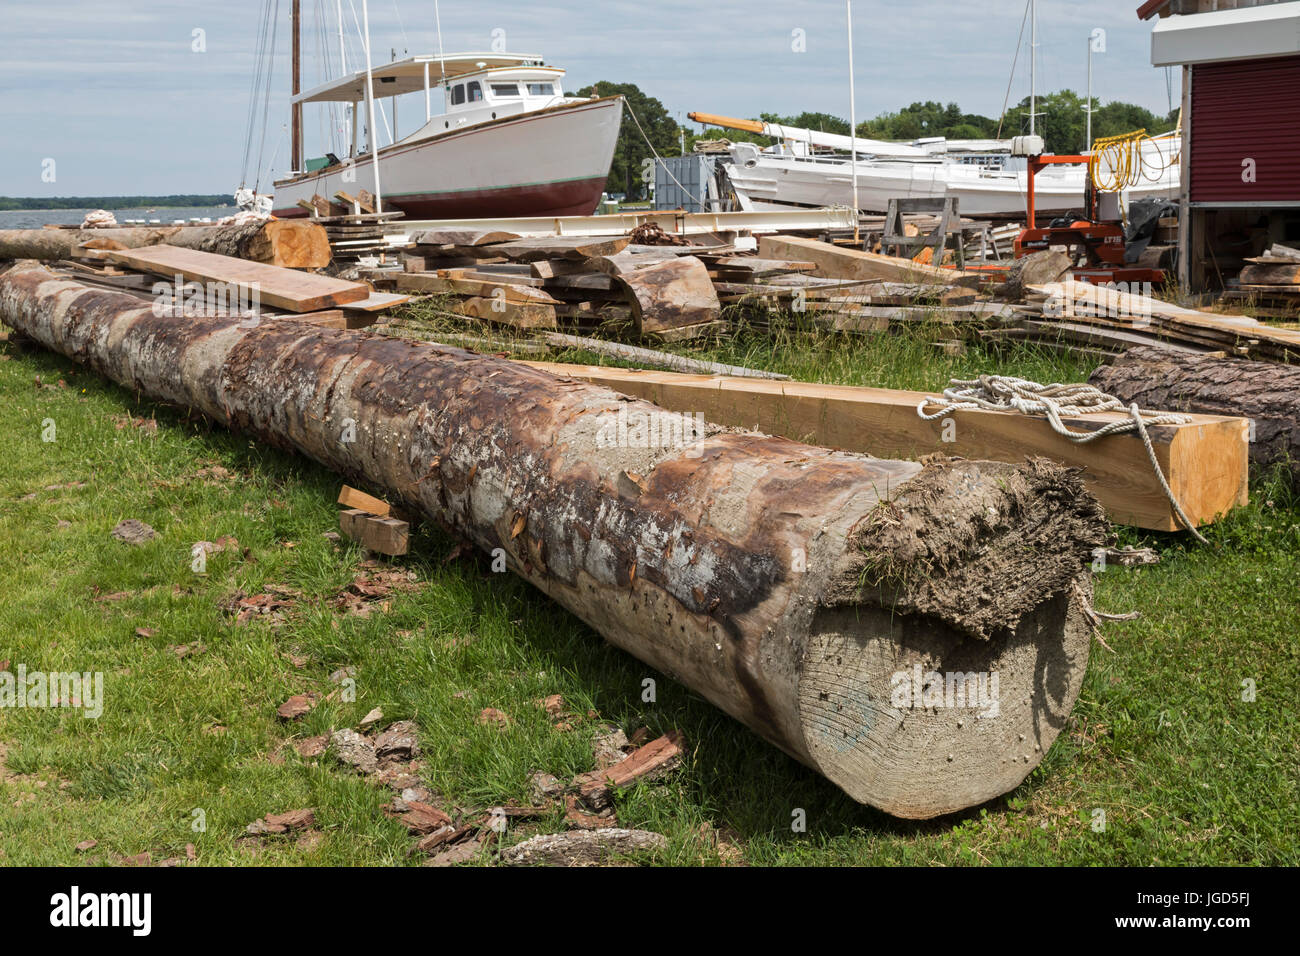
[799,580,1094,819]
[800,457,1109,818]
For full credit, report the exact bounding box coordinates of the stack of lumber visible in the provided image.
[390,231,998,341]
[78,244,406,328]
[394,230,728,340]
[1228,243,1300,314]
[292,191,407,261]
[987,280,1300,362]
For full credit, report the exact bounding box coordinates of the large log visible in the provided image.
[1091,346,1300,492]
[0,220,331,269]
[0,262,1109,819]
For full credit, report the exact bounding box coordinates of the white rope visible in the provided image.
[917,374,1210,544]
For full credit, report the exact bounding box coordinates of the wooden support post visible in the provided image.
[340,508,409,555]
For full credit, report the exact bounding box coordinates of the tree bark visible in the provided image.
[1091,346,1300,492]
[0,261,1109,819]
[0,220,331,269]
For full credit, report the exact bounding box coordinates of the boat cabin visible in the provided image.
[291,52,575,169]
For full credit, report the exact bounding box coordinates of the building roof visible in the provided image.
[1151,3,1300,65]
[1137,0,1172,20]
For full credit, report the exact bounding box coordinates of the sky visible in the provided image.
[0,0,1178,197]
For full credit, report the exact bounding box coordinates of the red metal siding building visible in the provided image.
[1189,55,1300,204]
[1140,1,1300,289]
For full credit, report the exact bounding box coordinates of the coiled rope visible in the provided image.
[917,375,1209,544]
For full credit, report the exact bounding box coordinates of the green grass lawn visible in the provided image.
[0,313,1296,866]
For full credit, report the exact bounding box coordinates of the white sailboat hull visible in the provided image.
[724,138,1181,218]
[273,97,622,219]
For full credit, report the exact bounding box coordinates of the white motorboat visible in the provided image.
[272,52,623,220]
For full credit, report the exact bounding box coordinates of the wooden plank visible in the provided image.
[481,235,631,263]
[339,508,409,555]
[340,292,411,312]
[456,296,557,330]
[395,272,559,305]
[522,362,1250,532]
[103,245,370,312]
[409,229,521,247]
[338,485,391,516]
[759,234,983,289]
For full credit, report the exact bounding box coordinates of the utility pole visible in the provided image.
[291,0,302,173]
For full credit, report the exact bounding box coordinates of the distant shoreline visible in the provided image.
[0,196,229,212]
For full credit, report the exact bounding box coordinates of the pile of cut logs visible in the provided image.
[369,229,1003,341]
[1228,243,1300,314]
[294,190,404,261]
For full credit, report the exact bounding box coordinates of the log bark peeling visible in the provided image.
[0,261,1109,818]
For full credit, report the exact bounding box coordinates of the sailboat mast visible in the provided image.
[847,0,859,236]
[291,0,302,173]
[1029,0,1037,136]
[361,0,384,213]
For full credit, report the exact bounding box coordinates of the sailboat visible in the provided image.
[705,125,1180,218]
[690,0,1179,219]
[265,5,622,220]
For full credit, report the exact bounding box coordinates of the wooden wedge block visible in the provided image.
[339,508,409,555]
[338,485,391,516]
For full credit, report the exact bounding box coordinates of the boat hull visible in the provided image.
[725,139,1180,219]
[273,96,622,219]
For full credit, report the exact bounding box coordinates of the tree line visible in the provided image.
[579,82,1179,201]
[0,195,229,211]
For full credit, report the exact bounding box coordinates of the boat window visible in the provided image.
[526,82,555,97]
[451,84,465,106]
[467,81,483,102]
[491,83,520,97]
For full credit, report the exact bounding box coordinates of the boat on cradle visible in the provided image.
[274,52,623,220]
[700,118,1180,219]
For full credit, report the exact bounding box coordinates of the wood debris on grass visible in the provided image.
[500,829,667,867]
[275,693,320,721]
[110,518,155,545]
[574,731,686,812]
[332,562,420,617]
[245,808,316,836]
[221,586,299,626]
